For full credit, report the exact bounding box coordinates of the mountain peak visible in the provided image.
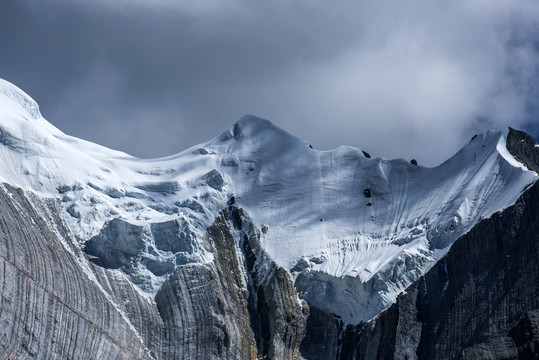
[230,114,299,142]
[231,114,279,140]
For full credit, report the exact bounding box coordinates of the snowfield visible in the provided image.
[0,78,536,323]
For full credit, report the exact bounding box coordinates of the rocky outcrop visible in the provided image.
[155,263,256,359]
[154,210,258,359]
[506,127,539,173]
[247,241,308,358]
[229,206,309,359]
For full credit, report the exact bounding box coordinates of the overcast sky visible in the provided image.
[1,0,538,166]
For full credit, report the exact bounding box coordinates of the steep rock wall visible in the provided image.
[155,211,258,359]
[0,184,308,359]
[0,184,157,359]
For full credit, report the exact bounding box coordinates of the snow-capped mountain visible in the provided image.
[0,78,536,324]
[2,78,539,359]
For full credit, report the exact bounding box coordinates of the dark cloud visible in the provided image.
[1,0,538,165]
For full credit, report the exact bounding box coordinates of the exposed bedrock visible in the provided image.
[154,207,308,359]
[155,263,257,359]
[155,210,259,359]
[0,184,308,359]
[0,184,158,359]
[506,127,539,173]
[236,208,309,359]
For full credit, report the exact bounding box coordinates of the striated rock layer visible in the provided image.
[0,182,308,359]
[0,183,157,359]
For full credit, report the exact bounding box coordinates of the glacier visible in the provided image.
[0,78,536,324]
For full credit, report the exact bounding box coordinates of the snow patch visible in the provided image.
[0,79,41,120]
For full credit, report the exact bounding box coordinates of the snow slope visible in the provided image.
[0,79,536,322]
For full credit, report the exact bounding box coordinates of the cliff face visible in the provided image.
[506,127,539,174]
[0,183,308,359]
[0,183,158,359]
[154,206,309,360]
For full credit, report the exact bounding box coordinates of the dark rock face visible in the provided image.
[201,169,225,191]
[506,127,539,173]
[230,206,309,359]
[300,307,342,360]
[507,310,539,358]
[155,262,257,359]
[154,206,308,359]
[461,308,539,360]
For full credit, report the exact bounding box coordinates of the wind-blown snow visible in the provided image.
[0,78,537,322]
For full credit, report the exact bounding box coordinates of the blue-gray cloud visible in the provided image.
[1,0,538,165]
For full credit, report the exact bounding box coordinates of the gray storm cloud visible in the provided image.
[1,0,538,165]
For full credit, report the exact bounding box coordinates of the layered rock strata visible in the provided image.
[0,183,308,359]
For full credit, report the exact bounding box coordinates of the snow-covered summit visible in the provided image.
[0,78,41,121]
[0,79,537,323]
